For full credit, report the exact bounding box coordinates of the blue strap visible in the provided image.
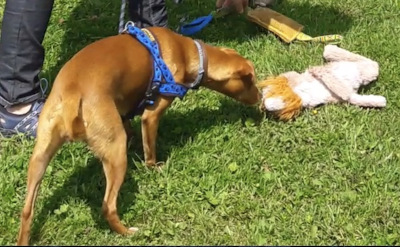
[159,83,190,97]
[179,14,214,36]
[122,22,207,120]
[126,23,189,99]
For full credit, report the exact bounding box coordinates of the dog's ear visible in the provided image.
[220,47,239,55]
[239,60,256,87]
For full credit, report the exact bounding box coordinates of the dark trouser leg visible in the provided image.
[127,0,168,28]
[0,0,54,108]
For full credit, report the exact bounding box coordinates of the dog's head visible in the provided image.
[258,76,303,121]
[203,47,261,105]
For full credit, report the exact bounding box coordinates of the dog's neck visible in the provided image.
[181,42,208,85]
[184,40,208,88]
[179,38,260,105]
[186,45,238,87]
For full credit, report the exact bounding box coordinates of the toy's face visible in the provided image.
[258,76,303,121]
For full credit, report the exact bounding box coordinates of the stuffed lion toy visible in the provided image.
[259,45,387,121]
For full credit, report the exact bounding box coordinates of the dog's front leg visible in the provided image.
[141,96,174,167]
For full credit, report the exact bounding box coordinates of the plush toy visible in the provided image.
[259,44,387,121]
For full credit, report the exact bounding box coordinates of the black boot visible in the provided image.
[249,0,276,8]
[127,0,168,28]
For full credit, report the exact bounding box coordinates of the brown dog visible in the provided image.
[16,26,260,245]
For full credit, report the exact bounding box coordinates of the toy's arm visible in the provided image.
[308,65,353,101]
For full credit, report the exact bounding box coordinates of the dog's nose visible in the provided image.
[242,90,262,105]
[256,91,262,101]
[251,89,262,103]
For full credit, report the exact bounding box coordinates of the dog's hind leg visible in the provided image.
[123,119,135,141]
[17,111,65,246]
[85,100,136,235]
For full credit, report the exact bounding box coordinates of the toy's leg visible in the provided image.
[356,61,379,85]
[349,93,386,108]
[323,45,375,63]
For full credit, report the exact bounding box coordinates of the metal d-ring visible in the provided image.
[122,21,135,33]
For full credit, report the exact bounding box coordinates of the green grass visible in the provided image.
[1,0,400,245]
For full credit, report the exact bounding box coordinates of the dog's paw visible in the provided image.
[145,161,165,172]
[127,227,139,234]
[154,162,166,172]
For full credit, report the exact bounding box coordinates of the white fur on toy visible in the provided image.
[259,45,386,121]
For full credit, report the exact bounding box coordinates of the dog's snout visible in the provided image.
[239,86,262,105]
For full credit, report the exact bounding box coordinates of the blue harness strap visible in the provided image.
[121,22,207,119]
[126,23,189,99]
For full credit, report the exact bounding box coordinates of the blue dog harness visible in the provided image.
[122,22,208,119]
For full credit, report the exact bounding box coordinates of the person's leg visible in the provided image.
[0,0,54,137]
[250,0,275,8]
[127,0,168,28]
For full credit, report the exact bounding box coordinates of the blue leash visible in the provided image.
[179,7,234,36]
[180,14,214,36]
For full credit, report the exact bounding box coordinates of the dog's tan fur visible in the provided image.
[16,27,260,245]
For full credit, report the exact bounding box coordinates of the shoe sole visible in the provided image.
[0,127,18,138]
[0,127,34,139]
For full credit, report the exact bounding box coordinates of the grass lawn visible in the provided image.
[1,0,400,245]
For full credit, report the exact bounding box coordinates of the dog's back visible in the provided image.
[45,34,156,140]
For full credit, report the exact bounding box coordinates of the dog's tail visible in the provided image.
[62,92,86,140]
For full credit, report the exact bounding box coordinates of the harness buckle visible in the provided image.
[145,81,161,105]
[122,21,135,34]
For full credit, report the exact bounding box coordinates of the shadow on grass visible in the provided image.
[270,1,354,38]
[131,97,264,162]
[30,155,140,242]
[171,0,354,44]
[30,96,261,243]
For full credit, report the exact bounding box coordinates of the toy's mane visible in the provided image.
[258,76,303,121]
